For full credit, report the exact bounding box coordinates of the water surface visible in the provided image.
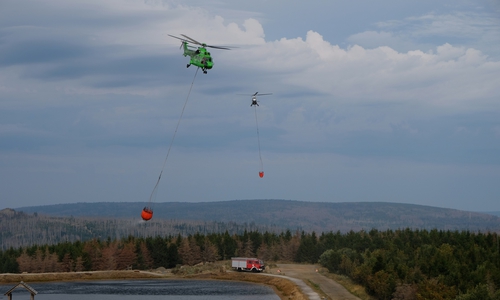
[2,279,280,300]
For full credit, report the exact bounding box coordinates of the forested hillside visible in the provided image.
[15,200,500,233]
[0,208,283,250]
[1,229,499,300]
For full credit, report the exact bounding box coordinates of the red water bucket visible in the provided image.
[259,171,264,178]
[141,207,153,221]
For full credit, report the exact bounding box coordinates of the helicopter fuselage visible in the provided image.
[251,96,259,106]
[182,42,213,73]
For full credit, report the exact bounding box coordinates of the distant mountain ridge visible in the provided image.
[16,200,500,233]
[483,211,500,217]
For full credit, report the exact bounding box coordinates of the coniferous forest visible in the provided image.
[1,229,500,300]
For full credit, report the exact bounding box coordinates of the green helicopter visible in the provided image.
[168,34,233,74]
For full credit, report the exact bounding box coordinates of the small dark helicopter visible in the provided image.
[168,34,233,74]
[238,92,273,106]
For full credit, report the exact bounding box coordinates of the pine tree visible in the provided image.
[16,250,32,273]
[201,237,219,262]
[100,241,118,270]
[116,241,137,270]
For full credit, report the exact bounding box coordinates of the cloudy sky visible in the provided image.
[1,0,500,212]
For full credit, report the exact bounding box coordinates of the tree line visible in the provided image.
[1,228,500,300]
[316,229,500,300]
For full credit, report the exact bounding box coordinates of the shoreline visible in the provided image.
[0,270,306,300]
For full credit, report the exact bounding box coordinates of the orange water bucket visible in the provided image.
[141,207,153,221]
[259,171,264,178]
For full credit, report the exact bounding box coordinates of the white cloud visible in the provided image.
[3,1,499,137]
[229,31,500,112]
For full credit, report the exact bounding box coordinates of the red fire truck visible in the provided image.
[231,257,265,272]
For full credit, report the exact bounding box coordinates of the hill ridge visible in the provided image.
[14,199,500,232]
[3,200,499,249]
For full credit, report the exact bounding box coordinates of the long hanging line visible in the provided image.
[254,105,264,178]
[148,68,200,207]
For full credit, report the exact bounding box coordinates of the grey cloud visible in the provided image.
[329,111,500,165]
[375,11,500,58]
[0,39,89,66]
[16,48,185,87]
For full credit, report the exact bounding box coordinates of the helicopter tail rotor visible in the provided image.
[168,34,186,41]
[168,34,191,50]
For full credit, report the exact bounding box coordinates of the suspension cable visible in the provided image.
[254,105,264,175]
[148,68,199,206]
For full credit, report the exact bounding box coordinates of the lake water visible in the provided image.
[2,279,281,300]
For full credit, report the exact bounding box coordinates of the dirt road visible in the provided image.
[273,264,361,300]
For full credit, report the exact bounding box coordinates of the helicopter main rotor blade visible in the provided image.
[206,45,233,50]
[179,34,235,50]
[180,34,203,46]
[168,34,187,42]
[237,92,273,96]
